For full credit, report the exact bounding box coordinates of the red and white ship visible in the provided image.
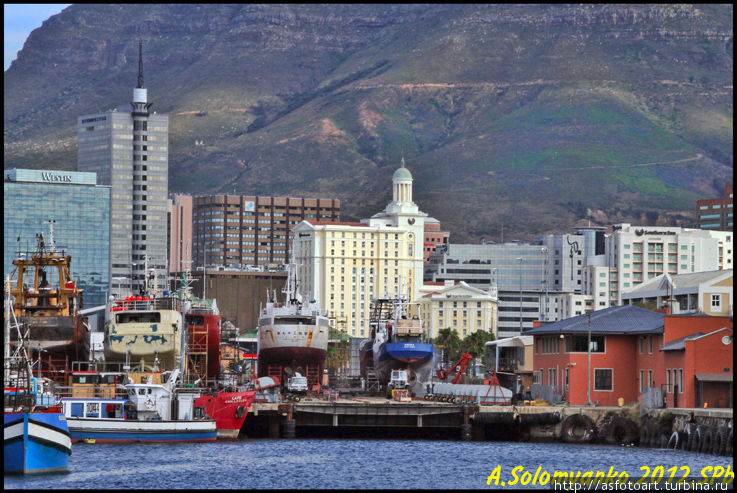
[193,390,255,439]
[257,265,329,391]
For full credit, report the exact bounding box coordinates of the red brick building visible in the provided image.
[423,217,449,262]
[696,182,733,231]
[526,306,732,408]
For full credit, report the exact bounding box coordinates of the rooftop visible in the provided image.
[622,269,733,298]
[524,305,664,336]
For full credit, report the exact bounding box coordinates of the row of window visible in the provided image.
[535,368,612,391]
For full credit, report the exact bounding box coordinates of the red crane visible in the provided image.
[436,352,472,384]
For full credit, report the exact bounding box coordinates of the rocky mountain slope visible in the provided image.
[4,4,733,241]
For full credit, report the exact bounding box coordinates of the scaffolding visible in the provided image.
[185,316,209,385]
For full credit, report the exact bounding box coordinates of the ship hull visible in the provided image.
[13,315,89,360]
[65,418,217,443]
[104,309,182,371]
[374,342,435,384]
[257,323,328,378]
[193,391,255,439]
[4,412,72,474]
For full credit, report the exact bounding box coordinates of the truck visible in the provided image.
[284,372,308,401]
[386,369,409,399]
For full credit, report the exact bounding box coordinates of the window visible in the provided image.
[678,369,683,393]
[565,335,605,353]
[564,368,569,390]
[533,370,541,385]
[648,369,653,388]
[540,336,559,354]
[666,369,671,393]
[594,369,613,391]
[639,370,645,393]
[711,294,721,310]
[548,368,556,387]
[648,336,653,354]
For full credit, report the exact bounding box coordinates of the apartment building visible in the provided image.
[192,194,340,268]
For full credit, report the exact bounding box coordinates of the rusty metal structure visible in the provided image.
[8,229,89,384]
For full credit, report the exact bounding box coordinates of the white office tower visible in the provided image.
[77,41,169,296]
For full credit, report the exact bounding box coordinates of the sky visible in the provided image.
[4,4,70,70]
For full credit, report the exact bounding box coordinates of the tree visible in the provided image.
[326,340,349,374]
[459,330,496,376]
[433,327,462,365]
[461,330,495,359]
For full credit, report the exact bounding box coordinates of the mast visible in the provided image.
[4,277,11,384]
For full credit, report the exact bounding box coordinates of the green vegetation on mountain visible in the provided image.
[4,4,732,241]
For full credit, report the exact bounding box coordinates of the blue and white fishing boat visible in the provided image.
[4,276,72,474]
[60,368,217,443]
[360,294,435,396]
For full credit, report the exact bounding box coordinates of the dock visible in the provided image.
[243,397,732,454]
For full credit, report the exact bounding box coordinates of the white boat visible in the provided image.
[60,368,217,443]
[257,265,329,390]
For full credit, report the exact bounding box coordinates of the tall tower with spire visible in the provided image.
[77,41,169,297]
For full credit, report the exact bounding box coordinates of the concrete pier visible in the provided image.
[244,398,732,453]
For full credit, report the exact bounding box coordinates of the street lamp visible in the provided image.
[586,311,594,406]
[516,257,524,333]
[541,247,548,321]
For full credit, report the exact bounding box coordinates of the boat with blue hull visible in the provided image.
[4,412,72,474]
[360,295,435,396]
[4,276,72,474]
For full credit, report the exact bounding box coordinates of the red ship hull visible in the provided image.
[193,390,256,439]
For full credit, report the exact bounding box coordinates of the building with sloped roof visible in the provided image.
[621,269,732,316]
[525,306,732,408]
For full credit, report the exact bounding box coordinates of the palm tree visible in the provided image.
[433,327,462,365]
[459,330,495,376]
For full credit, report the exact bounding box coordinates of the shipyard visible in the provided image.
[4,4,734,491]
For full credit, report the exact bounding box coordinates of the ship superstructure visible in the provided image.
[360,293,435,396]
[257,265,329,391]
[7,222,89,380]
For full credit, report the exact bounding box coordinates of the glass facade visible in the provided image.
[4,172,110,307]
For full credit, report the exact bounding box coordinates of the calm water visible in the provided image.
[5,439,733,489]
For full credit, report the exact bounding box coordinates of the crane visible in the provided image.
[436,352,472,384]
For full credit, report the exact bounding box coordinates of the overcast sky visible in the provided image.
[4,4,70,70]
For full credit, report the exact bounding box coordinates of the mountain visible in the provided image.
[4,4,733,242]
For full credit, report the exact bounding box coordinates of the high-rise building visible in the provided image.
[696,183,733,231]
[168,195,193,273]
[292,159,427,337]
[77,42,169,295]
[192,194,340,268]
[605,224,719,305]
[4,169,110,307]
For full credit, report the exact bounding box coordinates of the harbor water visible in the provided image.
[5,439,733,489]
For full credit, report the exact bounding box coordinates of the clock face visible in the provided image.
[408,218,415,225]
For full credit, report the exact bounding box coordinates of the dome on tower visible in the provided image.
[392,158,412,181]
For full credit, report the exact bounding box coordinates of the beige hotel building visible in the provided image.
[292,159,427,336]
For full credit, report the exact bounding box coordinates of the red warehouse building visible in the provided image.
[526,305,733,408]
[660,314,733,409]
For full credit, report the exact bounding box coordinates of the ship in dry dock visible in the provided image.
[7,229,89,381]
[257,265,329,391]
